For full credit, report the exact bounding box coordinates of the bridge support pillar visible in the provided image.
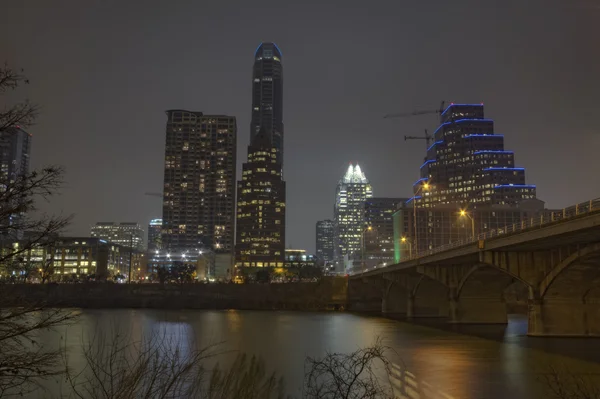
[527,297,600,337]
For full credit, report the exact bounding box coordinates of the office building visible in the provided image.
[1,237,146,282]
[333,164,373,270]
[284,249,317,268]
[91,222,144,251]
[414,103,536,208]
[316,219,334,264]
[235,43,286,269]
[0,126,31,240]
[161,110,236,267]
[393,199,547,261]
[398,103,541,258]
[235,128,286,267]
[0,126,31,184]
[148,218,162,252]
[251,42,284,167]
[364,198,408,267]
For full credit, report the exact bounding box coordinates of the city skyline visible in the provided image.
[2,1,599,254]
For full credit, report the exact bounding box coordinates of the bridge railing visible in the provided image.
[358,198,600,273]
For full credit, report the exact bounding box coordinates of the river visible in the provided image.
[35,309,600,398]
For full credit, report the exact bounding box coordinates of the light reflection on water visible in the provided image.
[37,310,600,398]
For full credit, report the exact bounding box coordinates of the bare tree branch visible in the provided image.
[0,63,39,131]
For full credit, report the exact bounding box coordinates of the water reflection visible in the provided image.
[35,310,600,398]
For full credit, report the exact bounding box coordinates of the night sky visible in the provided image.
[1,0,599,253]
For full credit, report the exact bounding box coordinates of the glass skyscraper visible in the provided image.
[414,103,536,207]
[334,164,373,264]
[250,42,284,167]
[316,220,334,264]
[235,43,286,268]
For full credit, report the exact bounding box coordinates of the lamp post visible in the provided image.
[412,182,430,256]
[361,226,372,273]
[459,209,475,239]
[400,236,412,259]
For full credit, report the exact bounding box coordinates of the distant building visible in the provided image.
[161,110,236,266]
[251,42,284,166]
[147,218,162,252]
[414,103,536,208]
[316,220,334,264]
[393,199,548,261]
[333,164,373,271]
[235,42,286,270]
[235,128,286,268]
[0,126,31,184]
[0,126,32,240]
[90,222,144,251]
[160,110,236,280]
[3,237,146,281]
[284,249,317,268]
[364,198,408,268]
[398,103,540,259]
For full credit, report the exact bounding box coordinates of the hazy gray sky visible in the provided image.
[1,0,599,253]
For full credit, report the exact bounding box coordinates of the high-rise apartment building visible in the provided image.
[147,218,162,252]
[235,128,286,267]
[364,198,407,267]
[414,103,535,207]
[334,164,373,266]
[162,110,236,261]
[251,42,284,167]
[90,222,144,251]
[235,43,286,269]
[316,220,334,264]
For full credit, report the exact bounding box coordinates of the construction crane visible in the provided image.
[383,100,446,119]
[404,129,433,151]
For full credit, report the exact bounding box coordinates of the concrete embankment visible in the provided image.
[0,277,348,311]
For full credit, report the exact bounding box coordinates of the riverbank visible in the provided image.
[0,278,348,310]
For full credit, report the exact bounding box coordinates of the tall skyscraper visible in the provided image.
[0,126,31,184]
[0,126,31,239]
[316,220,334,264]
[395,103,541,259]
[414,103,535,207]
[235,42,286,269]
[251,42,284,167]
[235,128,286,267]
[333,164,373,265]
[162,110,236,260]
[91,222,144,251]
[364,198,407,267]
[147,218,162,252]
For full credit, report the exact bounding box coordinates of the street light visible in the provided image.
[459,209,475,238]
[412,181,430,256]
[400,236,413,259]
[361,226,373,274]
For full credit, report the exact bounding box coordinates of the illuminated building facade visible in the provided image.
[284,249,317,268]
[1,237,147,281]
[414,103,536,208]
[316,219,334,264]
[333,164,373,266]
[251,42,284,167]
[147,218,162,251]
[91,222,144,251]
[0,126,31,240]
[161,110,236,262]
[235,128,286,267]
[235,43,286,269]
[364,198,407,267]
[396,103,541,260]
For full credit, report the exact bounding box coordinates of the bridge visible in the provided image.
[348,198,600,337]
